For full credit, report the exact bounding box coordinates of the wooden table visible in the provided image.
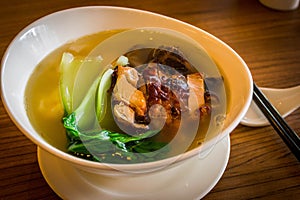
[1,0,299,199]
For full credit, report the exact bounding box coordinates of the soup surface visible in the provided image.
[25,30,121,151]
[25,29,227,163]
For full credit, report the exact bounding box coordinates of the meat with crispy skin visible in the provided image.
[141,62,190,124]
[112,65,147,117]
[148,46,197,75]
[111,46,214,133]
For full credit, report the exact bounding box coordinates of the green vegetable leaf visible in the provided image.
[59,52,103,115]
[63,110,167,163]
[60,53,168,163]
[96,68,114,122]
[59,52,81,114]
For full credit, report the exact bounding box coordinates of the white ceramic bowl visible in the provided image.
[1,6,252,175]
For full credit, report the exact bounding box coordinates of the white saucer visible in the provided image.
[37,136,230,200]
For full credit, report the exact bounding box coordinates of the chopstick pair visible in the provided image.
[253,83,300,162]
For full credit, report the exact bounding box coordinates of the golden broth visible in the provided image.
[25,30,123,151]
[25,29,227,158]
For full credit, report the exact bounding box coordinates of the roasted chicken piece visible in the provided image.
[148,46,197,75]
[141,62,190,124]
[113,66,147,117]
[111,46,216,134]
[112,65,148,132]
[113,102,148,131]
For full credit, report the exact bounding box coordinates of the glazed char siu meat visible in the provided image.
[148,46,197,76]
[110,46,212,133]
[141,62,189,124]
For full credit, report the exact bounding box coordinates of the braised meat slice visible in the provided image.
[148,46,196,75]
[110,46,214,133]
[112,65,147,117]
[141,62,189,125]
[113,102,148,132]
[112,65,148,132]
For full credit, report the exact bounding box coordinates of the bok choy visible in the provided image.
[59,52,167,163]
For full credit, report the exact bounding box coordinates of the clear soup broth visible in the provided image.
[25,29,227,163]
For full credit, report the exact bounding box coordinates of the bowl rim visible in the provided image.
[1,5,253,173]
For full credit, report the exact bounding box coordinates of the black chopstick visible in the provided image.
[253,83,300,161]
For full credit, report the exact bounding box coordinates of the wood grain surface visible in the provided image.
[1,0,299,199]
